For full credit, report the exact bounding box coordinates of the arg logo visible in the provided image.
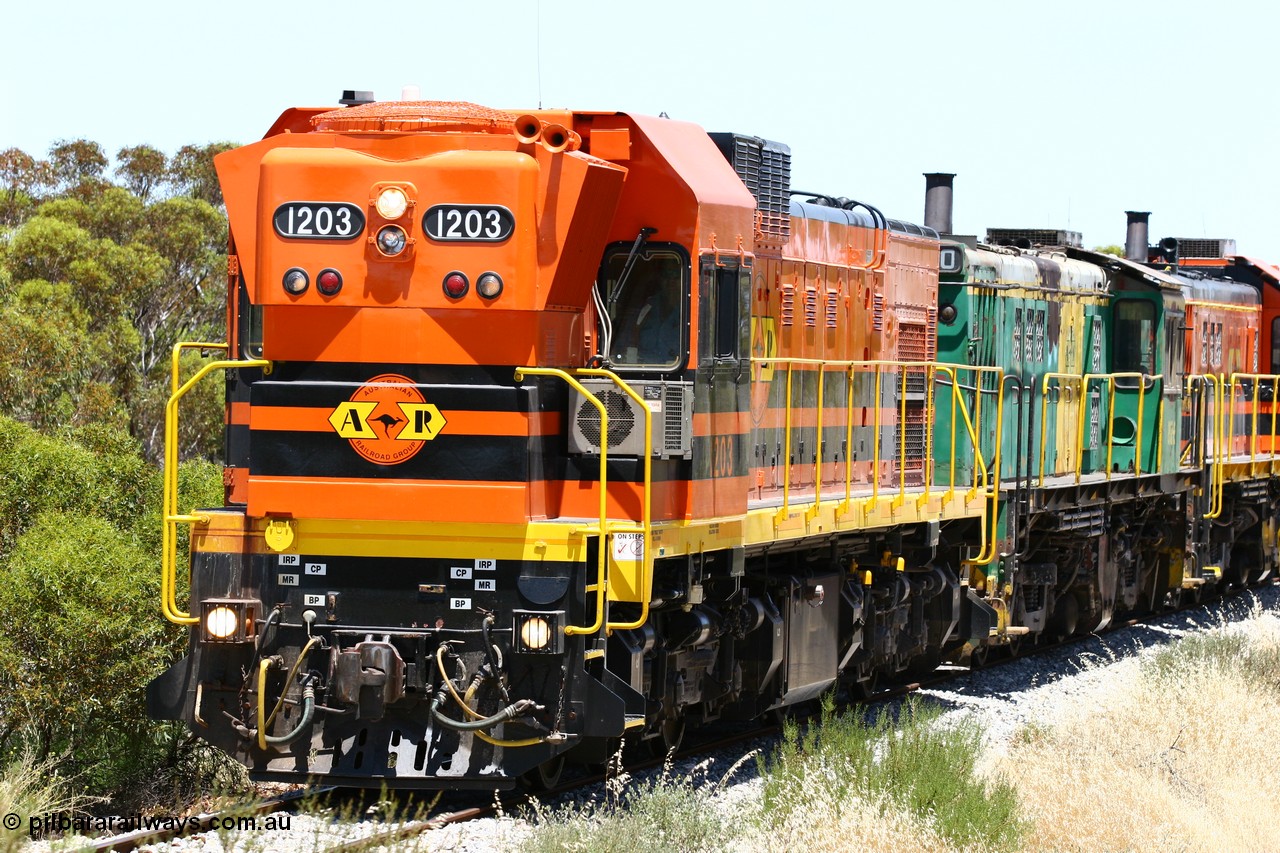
[327,373,446,465]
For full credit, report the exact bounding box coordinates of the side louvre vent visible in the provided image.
[780,283,796,326]
[708,132,792,247]
[569,380,693,458]
[804,286,818,327]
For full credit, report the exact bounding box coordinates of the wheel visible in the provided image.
[647,716,686,757]
[521,754,566,791]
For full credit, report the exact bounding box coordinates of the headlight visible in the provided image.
[520,617,550,649]
[375,186,409,220]
[200,599,257,643]
[282,267,309,295]
[376,225,408,257]
[476,272,503,299]
[206,606,238,639]
[513,610,564,654]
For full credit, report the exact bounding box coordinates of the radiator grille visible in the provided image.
[985,227,1082,249]
[709,133,792,246]
[1174,237,1237,259]
[898,322,930,395]
[663,386,685,454]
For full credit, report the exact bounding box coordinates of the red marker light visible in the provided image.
[443,272,469,299]
[317,268,343,296]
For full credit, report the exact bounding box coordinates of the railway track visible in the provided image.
[84,582,1276,851]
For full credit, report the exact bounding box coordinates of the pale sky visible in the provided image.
[5,0,1278,258]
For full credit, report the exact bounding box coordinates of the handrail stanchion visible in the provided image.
[163,350,270,624]
[572,367,654,633]
[513,367,623,637]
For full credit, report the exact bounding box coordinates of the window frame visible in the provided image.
[597,242,691,372]
[1112,297,1158,376]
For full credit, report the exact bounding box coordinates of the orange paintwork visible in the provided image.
[744,212,939,510]
[247,476,688,525]
[217,100,935,531]
[260,305,585,366]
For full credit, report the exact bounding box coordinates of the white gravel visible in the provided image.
[37,583,1278,852]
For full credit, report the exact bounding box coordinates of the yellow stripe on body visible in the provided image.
[194,484,988,566]
[646,487,988,559]
[1183,299,1260,314]
[191,512,589,562]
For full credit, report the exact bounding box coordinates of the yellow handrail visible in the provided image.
[1227,373,1280,468]
[163,350,270,624]
[970,367,1006,567]
[776,363,796,523]
[862,365,884,516]
[574,368,653,633]
[751,358,999,526]
[1203,374,1225,519]
[514,368,611,637]
[930,365,993,501]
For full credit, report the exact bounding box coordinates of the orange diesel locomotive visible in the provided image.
[148,97,985,788]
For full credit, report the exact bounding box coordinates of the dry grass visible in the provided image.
[1002,610,1280,852]
[0,752,102,852]
[739,781,954,852]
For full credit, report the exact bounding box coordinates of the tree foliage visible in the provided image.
[0,138,234,459]
[0,417,224,796]
[0,135,240,801]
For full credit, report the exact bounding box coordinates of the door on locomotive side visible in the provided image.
[1106,281,1179,476]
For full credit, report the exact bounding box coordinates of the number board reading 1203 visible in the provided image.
[273,202,366,240]
[424,204,514,242]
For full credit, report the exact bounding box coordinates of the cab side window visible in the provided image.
[601,247,686,369]
[1113,299,1156,375]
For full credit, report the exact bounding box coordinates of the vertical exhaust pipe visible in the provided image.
[1125,211,1150,261]
[923,173,955,234]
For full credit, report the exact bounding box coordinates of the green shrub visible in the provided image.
[760,696,1025,850]
[0,417,154,551]
[0,511,185,796]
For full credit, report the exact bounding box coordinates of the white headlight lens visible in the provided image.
[519,616,551,650]
[282,268,309,295]
[477,272,503,299]
[205,606,239,639]
[375,187,409,219]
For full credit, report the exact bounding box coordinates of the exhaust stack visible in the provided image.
[923,173,955,234]
[1124,211,1150,261]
